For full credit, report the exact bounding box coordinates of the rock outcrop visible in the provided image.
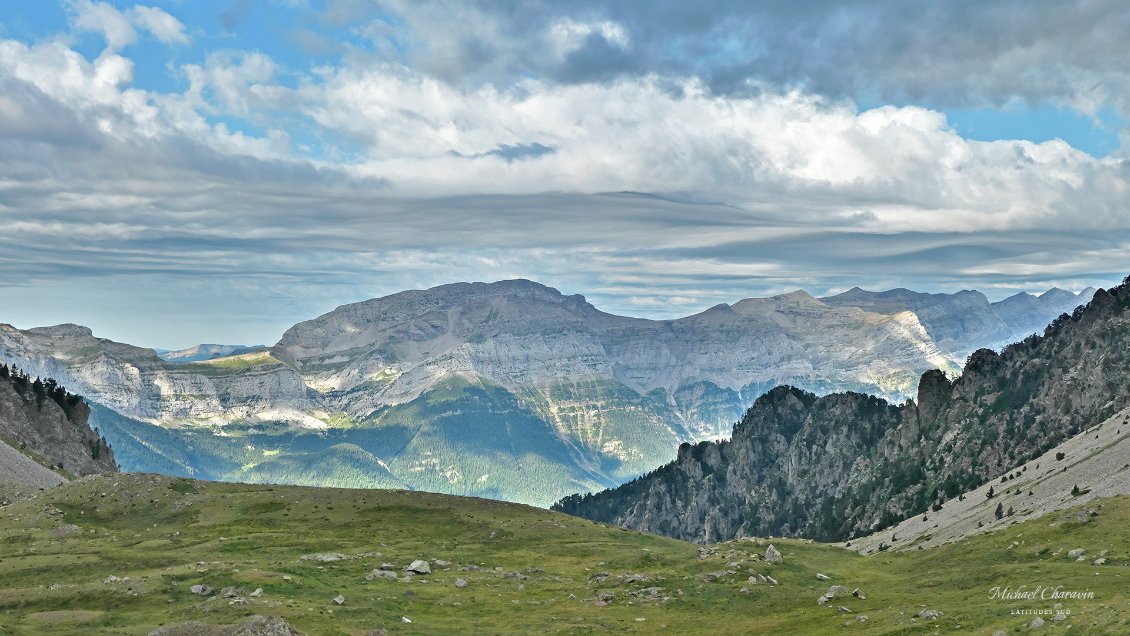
[0,364,116,482]
[555,278,1130,542]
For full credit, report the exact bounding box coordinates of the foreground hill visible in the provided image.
[0,473,1125,634]
[0,364,116,484]
[555,278,1130,542]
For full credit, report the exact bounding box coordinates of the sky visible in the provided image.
[1,0,1129,349]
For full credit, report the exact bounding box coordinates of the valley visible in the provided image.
[0,280,1092,507]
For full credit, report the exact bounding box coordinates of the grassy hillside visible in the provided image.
[0,474,1127,634]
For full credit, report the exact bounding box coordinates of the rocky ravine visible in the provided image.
[554,278,1130,541]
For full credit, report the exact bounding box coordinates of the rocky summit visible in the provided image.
[555,278,1130,542]
[0,280,1091,506]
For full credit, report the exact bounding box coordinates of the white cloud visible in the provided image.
[68,1,188,50]
[69,0,137,50]
[127,5,189,45]
[548,18,630,58]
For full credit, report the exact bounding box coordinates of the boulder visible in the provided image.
[1030,617,1045,628]
[852,588,866,599]
[189,584,212,596]
[250,588,264,597]
[332,595,345,606]
[1052,611,1067,622]
[763,544,783,563]
[406,560,431,575]
[455,578,468,588]
[824,585,848,598]
[1067,548,1085,558]
[919,609,939,620]
[815,573,831,581]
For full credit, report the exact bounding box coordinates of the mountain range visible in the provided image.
[0,280,1094,506]
[554,278,1130,542]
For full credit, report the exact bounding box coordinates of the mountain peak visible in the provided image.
[26,323,94,338]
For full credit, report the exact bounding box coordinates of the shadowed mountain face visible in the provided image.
[554,280,1130,542]
[0,279,1092,506]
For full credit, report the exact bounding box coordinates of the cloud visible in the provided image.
[128,5,189,45]
[68,1,188,50]
[343,1,1130,122]
[0,12,1128,346]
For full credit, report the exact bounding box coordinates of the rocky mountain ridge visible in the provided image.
[554,278,1130,541]
[0,363,116,483]
[0,279,1094,505]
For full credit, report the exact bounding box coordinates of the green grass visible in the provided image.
[1,474,1127,634]
[185,351,281,372]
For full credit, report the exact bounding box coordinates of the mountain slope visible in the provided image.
[0,364,116,484]
[555,278,1130,542]
[848,404,1130,553]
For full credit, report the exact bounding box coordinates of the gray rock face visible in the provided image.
[406,560,431,574]
[0,366,116,481]
[763,544,782,563]
[555,281,1130,543]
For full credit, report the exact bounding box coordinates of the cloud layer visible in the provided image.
[0,2,1127,347]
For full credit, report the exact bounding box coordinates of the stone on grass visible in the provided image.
[1067,548,1085,558]
[815,573,830,581]
[189,584,212,596]
[852,588,866,599]
[919,609,939,620]
[1030,616,1045,628]
[406,560,431,575]
[455,578,468,588]
[250,588,264,597]
[763,544,783,563]
[148,614,302,636]
[332,595,345,606]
